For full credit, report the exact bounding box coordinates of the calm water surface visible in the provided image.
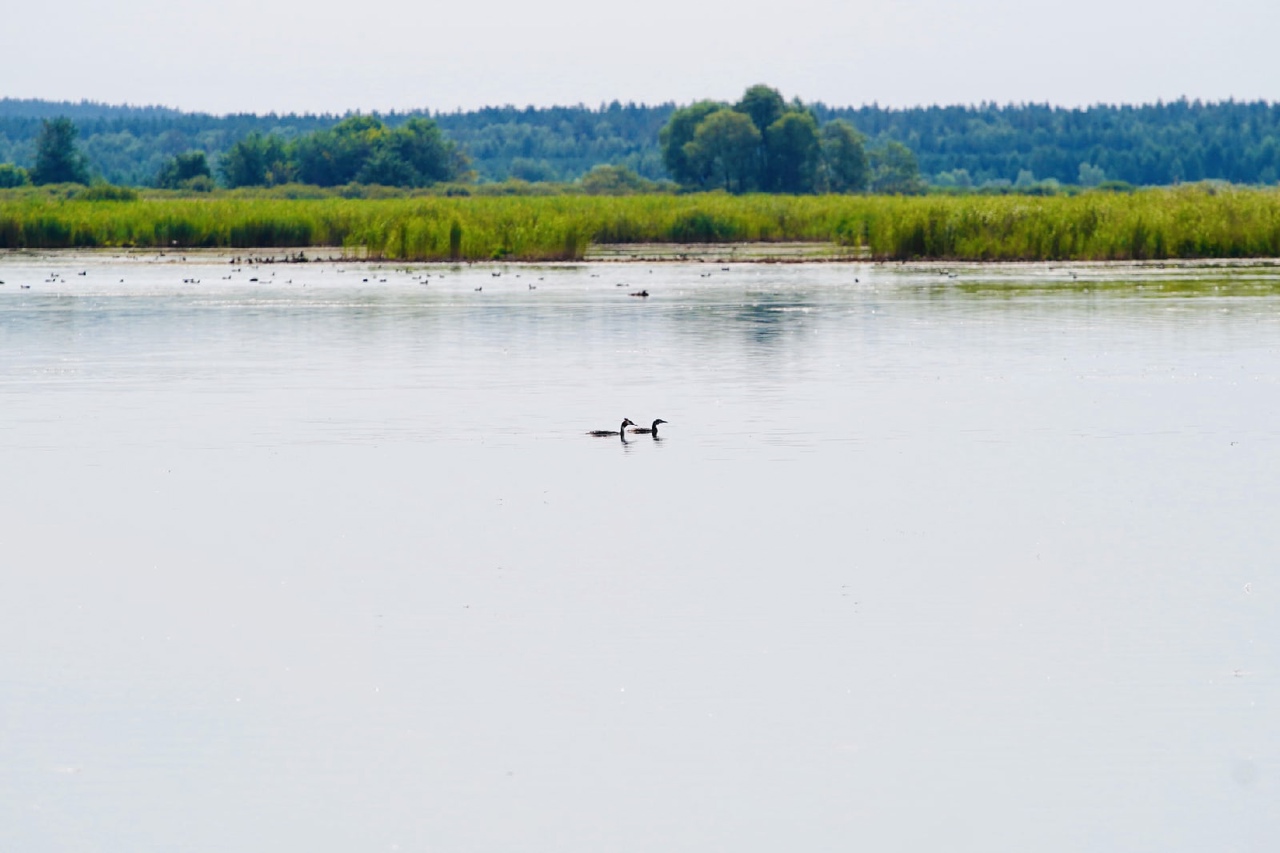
[1,256,1277,852]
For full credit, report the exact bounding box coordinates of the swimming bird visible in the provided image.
[629,289,649,298]
[628,419,667,435]
[587,418,635,437]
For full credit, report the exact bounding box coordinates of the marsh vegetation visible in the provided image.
[1,186,1277,262]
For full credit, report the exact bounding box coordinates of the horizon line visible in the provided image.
[2,94,1278,121]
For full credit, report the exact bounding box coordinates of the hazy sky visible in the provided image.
[8,0,1279,114]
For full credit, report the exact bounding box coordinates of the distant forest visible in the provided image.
[1,96,1279,188]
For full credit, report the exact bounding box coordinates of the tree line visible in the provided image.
[0,99,671,187]
[1,90,917,194]
[0,115,469,191]
[218,116,468,188]
[3,94,1280,190]
[815,99,1280,187]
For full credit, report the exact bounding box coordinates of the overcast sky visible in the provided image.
[7,0,1278,115]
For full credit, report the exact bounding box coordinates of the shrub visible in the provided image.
[0,164,30,188]
[75,184,139,201]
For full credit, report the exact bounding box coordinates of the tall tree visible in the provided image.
[817,120,869,192]
[382,117,467,185]
[659,101,723,186]
[295,115,385,186]
[31,117,90,185]
[765,112,820,193]
[683,109,761,192]
[735,85,787,188]
[219,132,292,187]
[736,85,786,135]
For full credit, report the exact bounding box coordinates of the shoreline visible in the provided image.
[3,245,1280,270]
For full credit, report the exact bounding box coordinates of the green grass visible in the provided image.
[1,186,1279,261]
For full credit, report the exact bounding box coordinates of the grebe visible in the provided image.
[628,419,667,435]
[588,418,635,437]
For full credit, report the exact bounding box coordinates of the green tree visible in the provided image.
[870,141,924,194]
[735,85,787,187]
[293,131,344,186]
[736,84,786,135]
[765,111,820,193]
[156,151,212,189]
[0,163,30,188]
[683,109,762,192]
[295,115,386,186]
[219,132,292,187]
[357,149,415,186]
[659,100,723,186]
[291,115,464,187]
[817,120,869,192]
[382,118,467,185]
[660,86,921,194]
[32,117,90,185]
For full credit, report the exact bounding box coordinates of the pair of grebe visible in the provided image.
[587,418,668,438]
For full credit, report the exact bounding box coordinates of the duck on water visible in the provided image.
[628,419,668,436]
[588,418,635,437]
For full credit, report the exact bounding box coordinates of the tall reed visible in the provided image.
[1,187,1278,261]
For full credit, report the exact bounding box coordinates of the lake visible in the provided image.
[1,254,1276,852]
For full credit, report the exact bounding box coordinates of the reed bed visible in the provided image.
[1,187,1278,261]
